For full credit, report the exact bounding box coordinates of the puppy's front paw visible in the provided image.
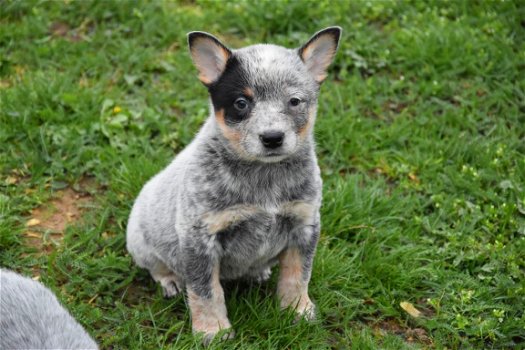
[280,293,316,322]
[200,328,236,346]
[192,310,234,345]
[294,298,316,322]
[194,319,235,346]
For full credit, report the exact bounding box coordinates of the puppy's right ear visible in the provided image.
[187,31,232,85]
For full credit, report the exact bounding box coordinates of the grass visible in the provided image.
[1,0,524,348]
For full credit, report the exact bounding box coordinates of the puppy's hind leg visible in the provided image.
[127,218,183,297]
[245,266,272,283]
[150,260,183,298]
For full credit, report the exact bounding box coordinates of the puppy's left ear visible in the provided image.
[299,26,342,83]
[188,31,232,85]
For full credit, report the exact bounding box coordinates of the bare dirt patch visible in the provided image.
[24,179,96,254]
[49,20,88,42]
[371,318,433,347]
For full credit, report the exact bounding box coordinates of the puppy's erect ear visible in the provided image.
[299,26,342,83]
[187,31,232,85]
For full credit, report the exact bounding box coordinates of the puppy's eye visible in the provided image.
[234,97,249,111]
[289,97,301,107]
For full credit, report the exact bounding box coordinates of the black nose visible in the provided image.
[259,131,284,149]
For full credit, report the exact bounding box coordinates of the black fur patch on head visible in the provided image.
[209,55,253,124]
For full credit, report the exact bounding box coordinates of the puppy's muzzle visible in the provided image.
[259,131,284,149]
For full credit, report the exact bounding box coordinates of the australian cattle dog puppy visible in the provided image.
[127,26,341,342]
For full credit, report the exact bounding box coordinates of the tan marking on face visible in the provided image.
[203,205,261,234]
[215,109,256,160]
[276,248,315,319]
[280,201,316,225]
[243,87,254,98]
[187,265,232,336]
[215,108,242,142]
[298,108,316,139]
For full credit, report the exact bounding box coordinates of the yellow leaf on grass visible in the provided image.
[26,218,41,227]
[400,301,422,318]
[6,176,18,185]
[25,231,42,238]
[408,172,420,184]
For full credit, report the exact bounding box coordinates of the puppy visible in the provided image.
[127,27,341,342]
[0,269,98,349]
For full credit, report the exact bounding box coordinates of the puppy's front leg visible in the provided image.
[277,217,320,320]
[183,239,232,344]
